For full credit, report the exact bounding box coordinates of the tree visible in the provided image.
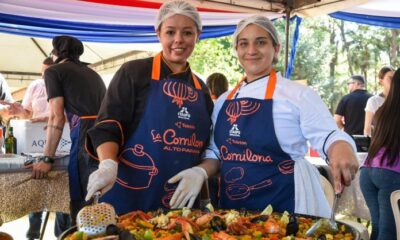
[189,36,243,85]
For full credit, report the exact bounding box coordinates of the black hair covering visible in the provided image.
[52,35,84,64]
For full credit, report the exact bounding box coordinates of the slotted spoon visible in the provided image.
[77,192,117,237]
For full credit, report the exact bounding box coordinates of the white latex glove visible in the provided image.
[85,159,118,201]
[168,166,208,209]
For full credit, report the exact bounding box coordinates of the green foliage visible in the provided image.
[189,36,243,85]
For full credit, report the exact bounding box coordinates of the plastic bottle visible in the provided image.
[0,127,4,154]
[5,126,17,154]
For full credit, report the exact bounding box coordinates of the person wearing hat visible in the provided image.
[335,75,372,136]
[169,15,359,217]
[85,1,213,214]
[30,35,106,225]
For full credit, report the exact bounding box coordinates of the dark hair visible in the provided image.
[206,73,228,99]
[42,57,54,66]
[366,68,400,167]
[351,75,365,84]
[378,66,394,80]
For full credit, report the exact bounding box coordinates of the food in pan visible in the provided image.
[64,205,355,240]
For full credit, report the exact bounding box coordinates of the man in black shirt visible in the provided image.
[29,35,106,227]
[335,75,372,135]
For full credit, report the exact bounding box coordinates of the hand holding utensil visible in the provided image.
[306,193,341,237]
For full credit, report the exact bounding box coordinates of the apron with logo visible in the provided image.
[101,53,211,214]
[215,70,295,213]
[68,114,98,202]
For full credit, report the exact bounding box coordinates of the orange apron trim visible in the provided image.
[227,69,277,100]
[265,69,276,100]
[152,52,162,80]
[96,119,125,148]
[151,52,202,90]
[85,119,125,162]
[80,115,97,120]
[227,76,246,100]
[191,74,202,90]
[84,138,99,161]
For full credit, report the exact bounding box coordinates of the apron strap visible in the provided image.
[152,52,162,80]
[227,76,246,100]
[151,52,202,90]
[265,69,277,100]
[227,69,277,100]
[191,73,202,90]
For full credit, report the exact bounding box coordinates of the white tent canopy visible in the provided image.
[0,33,161,75]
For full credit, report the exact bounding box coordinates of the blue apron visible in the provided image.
[68,114,98,202]
[215,69,295,213]
[101,53,211,214]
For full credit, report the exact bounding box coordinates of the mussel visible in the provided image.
[285,214,299,236]
[250,214,269,223]
[106,224,120,235]
[210,216,227,231]
[239,208,248,216]
[156,207,169,215]
[119,229,136,240]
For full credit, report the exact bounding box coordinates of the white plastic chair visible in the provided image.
[390,190,400,240]
[320,175,370,240]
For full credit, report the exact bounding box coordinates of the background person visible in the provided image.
[334,75,372,135]
[9,57,71,240]
[364,66,394,137]
[85,1,213,214]
[3,57,71,240]
[169,15,359,217]
[0,73,14,123]
[205,73,228,206]
[360,68,400,240]
[206,72,228,101]
[0,73,13,103]
[4,57,53,122]
[29,35,106,226]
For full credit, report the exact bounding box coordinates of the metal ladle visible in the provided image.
[306,193,341,238]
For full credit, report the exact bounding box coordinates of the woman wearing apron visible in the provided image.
[171,15,359,217]
[85,1,213,214]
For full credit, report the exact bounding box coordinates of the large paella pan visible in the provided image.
[60,206,360,240]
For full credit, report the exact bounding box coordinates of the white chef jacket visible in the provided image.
[204,72,357,217]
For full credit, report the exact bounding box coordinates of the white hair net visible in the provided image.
[232,15,280,49]
[155,1,202,32]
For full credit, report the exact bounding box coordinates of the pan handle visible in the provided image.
[93,191,101,204]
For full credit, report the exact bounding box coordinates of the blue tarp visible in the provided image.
[0,13,236,43]
[330,12,400,29]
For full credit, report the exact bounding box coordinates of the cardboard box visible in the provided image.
[9,119,71,154]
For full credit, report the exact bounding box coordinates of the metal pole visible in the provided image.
[39,211,50,240]
[284,7,291,74]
